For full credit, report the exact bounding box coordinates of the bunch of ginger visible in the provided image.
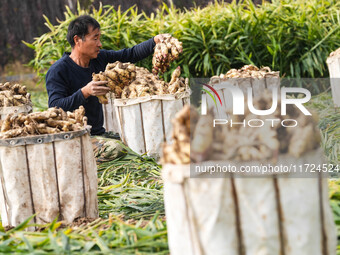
[152,34,183,75]
[210,65,279,84]
[121,66,188,99]
[0,82,31,107]
[92,62,188,103]
[0,106,87,139]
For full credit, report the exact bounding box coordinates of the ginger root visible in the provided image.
[0,82,32,107]
[152,35,183,75]
[0,106,87,139]
[93,62,187,101]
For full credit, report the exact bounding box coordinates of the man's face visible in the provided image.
[76,26,102,59]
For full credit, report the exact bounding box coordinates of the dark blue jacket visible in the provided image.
[46,38,155,135]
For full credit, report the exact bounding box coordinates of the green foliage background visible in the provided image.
[25,0,340,94]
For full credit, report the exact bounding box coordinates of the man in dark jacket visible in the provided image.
[46,15,165,135]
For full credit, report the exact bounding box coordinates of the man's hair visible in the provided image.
[67,15,100,48]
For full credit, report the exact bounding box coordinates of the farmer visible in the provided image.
[46,15,166,136]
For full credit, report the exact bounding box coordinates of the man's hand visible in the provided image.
[154,34,171,44]
[81,80,110,99]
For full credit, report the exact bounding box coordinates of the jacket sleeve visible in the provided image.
[46,68,87,111]
[106,38,156,63]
